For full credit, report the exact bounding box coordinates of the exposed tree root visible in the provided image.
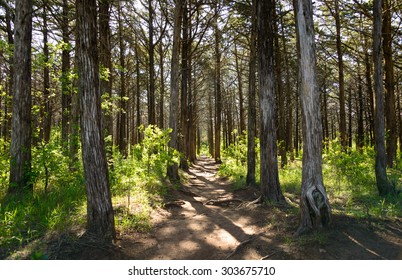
[224,235,255,259]
[205,198,243,206]
[164,200,186,208]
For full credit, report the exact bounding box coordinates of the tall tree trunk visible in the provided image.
[357,69,365,151]
[42,3,51,143]
[234,43,245,133]
[333,0,347,148]
[148,0,156,125]
[295,0,331,235]
[208,88,214,158]
[135,41,142,143]
[214,1,222,163]
[99,0,113,139]
[117,2,127,156]
[246,0,257,186]
[274,6,287,168]
[372,0,394,196]
[61,0,71,153]
[9,0,33,194]
[76,0,115,242]
[3,2,14,140]
[158,40,165,129]
[383,0,397,167]
[180,1,189,169]
[167,0,183,181]
[365,46,375,146]
[257,0,284,201]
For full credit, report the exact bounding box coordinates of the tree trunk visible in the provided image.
[158,40,165,129]
[365,47,375,146]
[117,2,127,157]
[295,0,331,235]
[61,0,71,153]
[333,0,347,148]
[214,2,222,163]
[234,43,245,133]
[9,0,33,195]
[246,0,257,186]
[383,0,397,167]
[372,0,394,196]
[357,70,365,151]
[257,0,284,202]
[76,0,115,242]
[148,0,156,125]
[99,0,113,139]
[41,3,51,143]
[167,0,183,181]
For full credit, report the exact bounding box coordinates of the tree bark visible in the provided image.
[372,0,394,196]
[257,0,284,201]
[246,0,257,186]
[76,0,115,242]
[383,0,397,167]
[295,0,331,235]
[9,0,33,195]
[167,0,183,181]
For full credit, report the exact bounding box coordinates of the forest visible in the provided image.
[0,0,401,260]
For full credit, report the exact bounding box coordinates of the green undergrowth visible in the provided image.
[0,125,179,259]
[219,136,402,220]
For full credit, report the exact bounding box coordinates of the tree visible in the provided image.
[257,0,284,202]
[295,0,331,235]
[167,0,183,182]
[214,1,222,164]
[9,0,33,195]
[99,0,113,139]
[246,0,257,186]
[76,0,115,242]
[372,0,394,196]
[383,0,397,167]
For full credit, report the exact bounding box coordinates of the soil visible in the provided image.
[45,156,402,260]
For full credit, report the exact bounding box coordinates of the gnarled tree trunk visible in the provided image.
[296,0,331,235]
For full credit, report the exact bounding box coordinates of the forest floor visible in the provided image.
[44,156,402,260]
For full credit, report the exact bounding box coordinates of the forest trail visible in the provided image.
[118,155,266,260]
[48,156,402,260]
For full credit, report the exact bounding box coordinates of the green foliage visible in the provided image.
[0,132,86,258]
[109,125,179,232]
[219,136,401,219]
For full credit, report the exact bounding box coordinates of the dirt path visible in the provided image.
[50,156,402,260]
[118,156,264,259]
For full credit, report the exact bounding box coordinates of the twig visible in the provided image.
[260,251,278,260]
[224,236,255,260]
